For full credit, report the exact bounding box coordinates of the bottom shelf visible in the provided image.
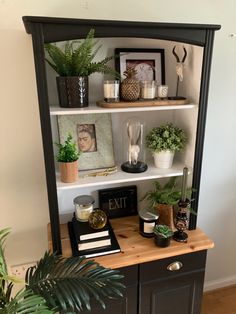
[47,216,214,269]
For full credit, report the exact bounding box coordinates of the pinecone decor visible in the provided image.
[121,67,140,101]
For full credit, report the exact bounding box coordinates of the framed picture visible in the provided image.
[115,48,165,85]
[57,113,115,171]
[98,185,137,219]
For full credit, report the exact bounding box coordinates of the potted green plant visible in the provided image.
[146,122,187,169]
[140,177,180,230]
[153,224,174,247]
[55,133,81,183]
[0,228,124,313]
[140,177,195,230]
[44,29,118,108]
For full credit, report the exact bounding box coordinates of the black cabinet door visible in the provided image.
[81,265,138,314]
[139,251,206,314]
[139,270,205,314]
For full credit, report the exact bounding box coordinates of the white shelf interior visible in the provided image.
[56,161,191,190]
[50,103,197,115]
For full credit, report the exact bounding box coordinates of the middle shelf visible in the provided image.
[56,161,191,190]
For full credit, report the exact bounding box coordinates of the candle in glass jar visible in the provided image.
[157,85,169,98]
[140,81,156,99]
[103,80,119,102]
[74,195,95,222]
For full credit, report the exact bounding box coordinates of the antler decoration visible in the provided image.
[172,46,188,96]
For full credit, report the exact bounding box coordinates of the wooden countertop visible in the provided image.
[48,216,214,269]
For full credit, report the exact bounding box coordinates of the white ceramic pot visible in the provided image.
[153,151,175,169]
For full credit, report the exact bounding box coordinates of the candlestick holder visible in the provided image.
[173,199,190,242]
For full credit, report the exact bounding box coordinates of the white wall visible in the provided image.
[1,0,236,288]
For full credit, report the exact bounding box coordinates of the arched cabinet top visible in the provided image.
[23,16,221,46]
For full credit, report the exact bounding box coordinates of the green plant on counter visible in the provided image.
[146,123,187,153]
[140,177,196,214]
[140,177,181,207]
[55,133,81,162]
[0,228,125,313]
[44,29,119,77]
[153,224,174,238]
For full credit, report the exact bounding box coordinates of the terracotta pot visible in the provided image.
[59,161,78,183]
[156,204,175,231]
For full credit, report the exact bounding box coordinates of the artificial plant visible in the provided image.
[44,29,118,77]
[0,228,125,313]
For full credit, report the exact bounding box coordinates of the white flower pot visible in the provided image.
[153,151,175,169]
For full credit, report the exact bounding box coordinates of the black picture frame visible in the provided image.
[98,185,137,219]
[115,48,165,84]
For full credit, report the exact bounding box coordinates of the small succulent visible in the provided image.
[153,224,174,238]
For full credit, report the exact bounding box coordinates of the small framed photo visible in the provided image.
[98,185,137,219]
[57,113,115,171]
[115,48,165,85]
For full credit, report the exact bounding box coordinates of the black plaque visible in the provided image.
[98,185,137,218]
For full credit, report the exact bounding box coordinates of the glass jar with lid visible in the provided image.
[74,195,95,222]
[139,208,159,237]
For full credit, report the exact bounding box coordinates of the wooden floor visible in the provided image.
[202,285,236,314]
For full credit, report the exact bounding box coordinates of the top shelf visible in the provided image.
[50,102,197,115]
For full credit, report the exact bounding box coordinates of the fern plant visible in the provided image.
[140,177,181,207]
[44,29,118,77]
[55,133,81,162]
[140,177,196,214]
[0,228,125,313]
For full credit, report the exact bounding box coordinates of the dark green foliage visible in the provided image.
[26,252,125,313]
[55,133,81,162]
[140,177,181,207]
[0,229,125,313]
[153,224,174,238]
[146,123,187,153]
[44,29,119,77]
[140,177,196,214]
[0,228,53,313]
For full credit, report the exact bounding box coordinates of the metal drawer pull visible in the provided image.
[167,261,183,271]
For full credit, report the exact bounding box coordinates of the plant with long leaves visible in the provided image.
[0,228,125,313]
[44,29,119,77]
[140,177,196,214]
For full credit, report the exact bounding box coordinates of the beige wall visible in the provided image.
[1,0,236,288]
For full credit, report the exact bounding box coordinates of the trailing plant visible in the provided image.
[153,224,174,238]
[55,133,81,162]
[44,29,119,77]
[0,228,125,313]
[146,123,187,153]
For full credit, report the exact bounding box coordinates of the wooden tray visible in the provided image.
[97,97,189,108]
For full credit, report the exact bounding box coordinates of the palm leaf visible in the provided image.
[1,289,53,314]
[25,252,125,313]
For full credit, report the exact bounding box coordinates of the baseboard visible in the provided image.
[204,275,236,292]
